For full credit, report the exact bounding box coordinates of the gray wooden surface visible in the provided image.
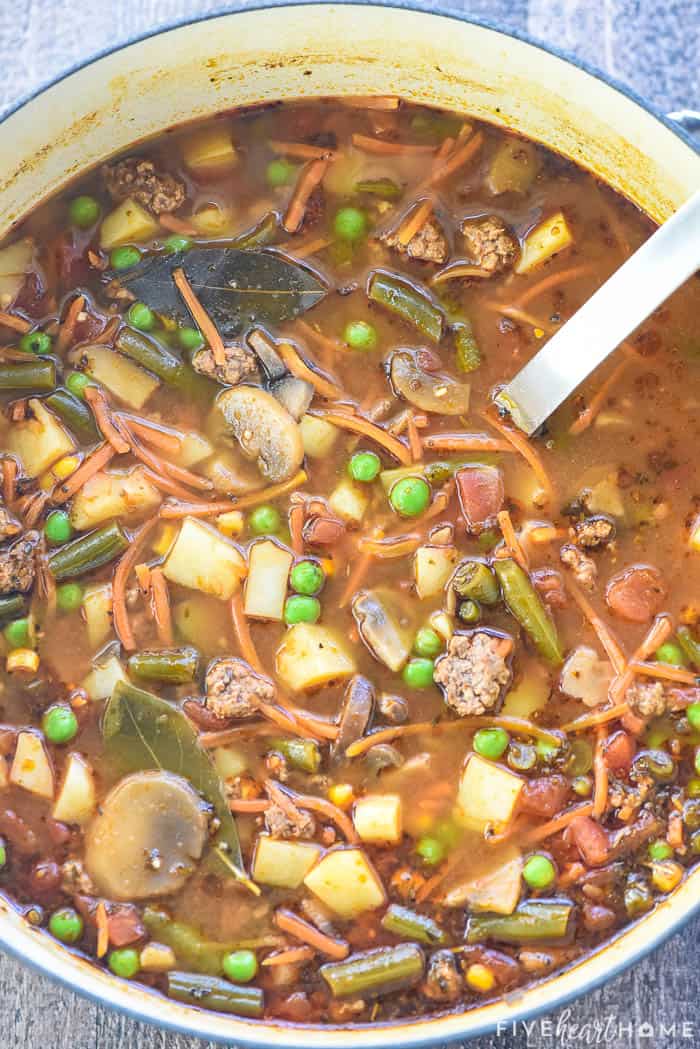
[0,1,699,1046]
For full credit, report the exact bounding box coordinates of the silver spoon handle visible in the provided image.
[494,187,700,435]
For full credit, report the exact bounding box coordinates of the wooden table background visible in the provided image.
[0,1,698,1046]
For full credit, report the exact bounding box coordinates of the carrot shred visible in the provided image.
[344,714,562,758]
[497,509,529,571]
[121,423,213,492]
[142,469,204,502]
[481,408,554,504]
[134,562,152,594]
[150,566,174,646]
[482,301,557,335]
[423,433,512,454]
[338,549,373,609]
[262,946,315,967]
[0,310,31,334]
[159,498,237,519]
[527,524,567,544]
[608,613,673,703]
[96,901,109,959]
[288,501,305,557]
[569,358,632,435]
[293,319,342,362]
[521,802,595,844]
[274,908,349,960]
[415,852,462,904]
[396,198,434,248]
[229,798,271,813]
[406,413,423,462]
[430,262,493,284]
[234,470,309,511]
[358,533,421,559]
[286,235,334,260]
[277,341,344,400]
[628,659,699,685]
[91,316,121,345]
[283,157,330,234]
[290,790,359,844]
[84,386,131,454]
[23,490,50,528]
[423,130,483,188]
[561,703,630,733]
[515,264,596,309]
[350,134,435,156]
[592,726,608,818]
[173,267,226,367]
[309,409,411,465]
[112,516,160,651]
[158,212,198,236]
[119,416,183,455]
[2,457,17,505]
[564,577,627,676]
[268,140,338,161]
[52,443,117,504]
[230,591,263,672]
[56,294,86,353]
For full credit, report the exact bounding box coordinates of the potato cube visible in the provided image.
[163,517,246,600]
[457,754,524,831]
[304,847,386,918]
[252,835,323,889]
[82,655,128,702]
[182,126,238,176]
[276,623,355,692]
[244,540,293,621]
[10,731,54,799]
[300,414,338,459]
[69,345,160,410]
[52,753,96,825]
[414,544,458,599]
[353,794,402,844]
[82,583,114,650]
[8,398,74,478]
[515,210,573,274]
[70,467,161,531]
[328,477,369,525]
[443,843,523,913]
[100,197,159,250]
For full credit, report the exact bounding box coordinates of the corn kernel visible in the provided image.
[328,783,354,810]
[216,510,245,538]
[52,454,81,481]
[6,648,40,674]
[152,523,177,557]
[140,942,176,972]
[319,557,335,578]
[38,471,55,492]
[651,859,684,894]
[430,610,454,642]
[466,963,495,993]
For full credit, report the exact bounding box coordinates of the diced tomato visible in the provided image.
[605,565,667,623]
[455,464,504,533]
[568,815,610,867]
[603,730,635,774]
[519,774,570,818]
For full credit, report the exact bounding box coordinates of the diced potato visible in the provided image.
[216,510,244,538]
[328,477,369,525]
[140,943,177,972]
[82,582,114,649]
[52,753,96,825]
[252,835,323,889]
[487,139,540,196]
[69,345,160,410]
[244,539,293,621]
[429,610,455,642]
[82,654,128,702]
[584,474,625,519]
[100,197,159,250]
[300,414,339,459]
[212,746,247,780]
[443,842,523,913]
[176,430,214,468]
[10,731,54,799]
[0,754,9,788]
[304,846,386,918]
[456,754,524,831]
[163,517,247,600]
[353,794,402,844]
[276,623,356,692]
[502,659,551,718]
[7,398,74,478]
[69,467,161,531]
[191,205,235,236]
[174,594,231,654]
[515,210,573,274]
[690,515,700,552]
[414,544,458,600]
[559,645,612,707]
[0,237,33,308]
[182,125,238,176]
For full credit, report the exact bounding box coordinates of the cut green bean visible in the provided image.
[144,906,273,975]
[452,560,500,605]
[0,359,56,391]
[48,521,129,581]
[466,900,573,945]
[116,327,211,397]
[320,943,425,998]
[367,271,444,343]
[677,626,700,669]
[167,971,264,1017]
[454,322,482,373]
[0,595,26,623]
[45,388,99,442]
[494,558,563,665]
[128,646,200,685]
[268,737,321,773]
[381,905,446,946]
[355,178,403,201]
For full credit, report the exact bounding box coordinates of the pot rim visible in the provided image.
[0,3,698,1045]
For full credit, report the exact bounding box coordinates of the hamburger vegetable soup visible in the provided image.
[0,95,699,1025]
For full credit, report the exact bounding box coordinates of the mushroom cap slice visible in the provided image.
[85,771,208,900]
[389,348,471,415]
[215,385,304,483]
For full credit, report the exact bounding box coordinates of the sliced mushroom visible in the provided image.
[203,448,266,496]
[84,771,208,900]
[352,589,413,672]
[215,386,304,483]
[332,675,375,762]
[247,327,287,382]
[271,375,315,421]
[389,348,471,415]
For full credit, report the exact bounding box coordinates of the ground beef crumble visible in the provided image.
[0,531,39,594]
[422,950,463,1002]
[204,658,275,719]
[572,515,615,549]
[192,343,259,386]
[560,543,597,590]
[434,630,512,716]
[380,217,449,264]
[625,681,667,719]
[0,505,21,543]
[264,801,316,840]
[103,156,186,214]
[460,215,518,273]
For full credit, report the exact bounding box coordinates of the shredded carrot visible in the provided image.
[119,416,182,456]
[1,457,17,505]
[134,562,152,594]
[159,498,237,519]
[561,703,630,733]
[344,714,562,758]
[56,294,86,353]
[431,262,493,285]
[521,802,595,845]
[569,358,632,435]
[309,409,411,465]
[423,130,483,188]
[592,726,608,818]
[416,852,462,904]
[557,861,587,889]
[173,267,226,367]
[339,95,400,111]
[274,909,349,960]
[23,490,50,529]
[423,433,511,454]
[283,157,330,234]
[150,566,174,646]
[608,613,673,703]
[52,443,116,504]
[358,533,421,559]
[396,198,434,248]
[84,386,131,454]
[262,946,315,967]
[350,133,435,156]
[629,660,699,685]
[228,797,270,813]
[277,341,344,400]
[230,591,263,672]
[406,413,423,462]
[291,790,359,843]
[112,516,160,651]
[234,470,309,511]
[289,501,305,557]
[515,264,596,309]
[158,212,198,236]
[482,301,557,335]
[268,140,338,161]
[143,468,206,502]
[293,319,342,362]
[497,509,529,571]
[286,235,334,259]
[121,424,213,492]
[338,549,373,609]
[564,577,626,675]
[527,524,567,544]
[481,408,554,504]
[91,316,120,345]
[96,901,109,959]
[0,310,31,334]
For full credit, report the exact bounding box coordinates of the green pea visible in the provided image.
[222,949,258,983]
[178,326,205,352]
[108,947,140,979]
[266,158,297,187]
[522,854,556,889]
[44,510,73,546]
[290,560,324,596]
[110,245,142,271]
[333,206,367,242]
[68,195,100,228]
[458,599,481,624]
[687,702,700,731]
[65,371,91,399]
[536,738,560,764]
[655,641,688,666]
[164,234,192,253]
[348,451,381,483]
[248,505,281,535]
[49,907,84,945]
[42,704,78,745]
[343,320,377,351]
[473,727,510,761]
[3,618,30,649]
[413,627,442,659]
[402,657,434,689]
[389,476,431,517]
[127,301,156,332]
[648,840,673,861]
[19,331,52,355]
[284,595,321,625]
[0,838,6,869]
[56,582,83,613]
[415,836,445,866]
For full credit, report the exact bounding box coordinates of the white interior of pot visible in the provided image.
[0,5,699,1046]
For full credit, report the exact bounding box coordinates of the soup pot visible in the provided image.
[0,5,698,1045]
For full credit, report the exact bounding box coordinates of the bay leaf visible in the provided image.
[119,248,328,337]
[102,679,243,877]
